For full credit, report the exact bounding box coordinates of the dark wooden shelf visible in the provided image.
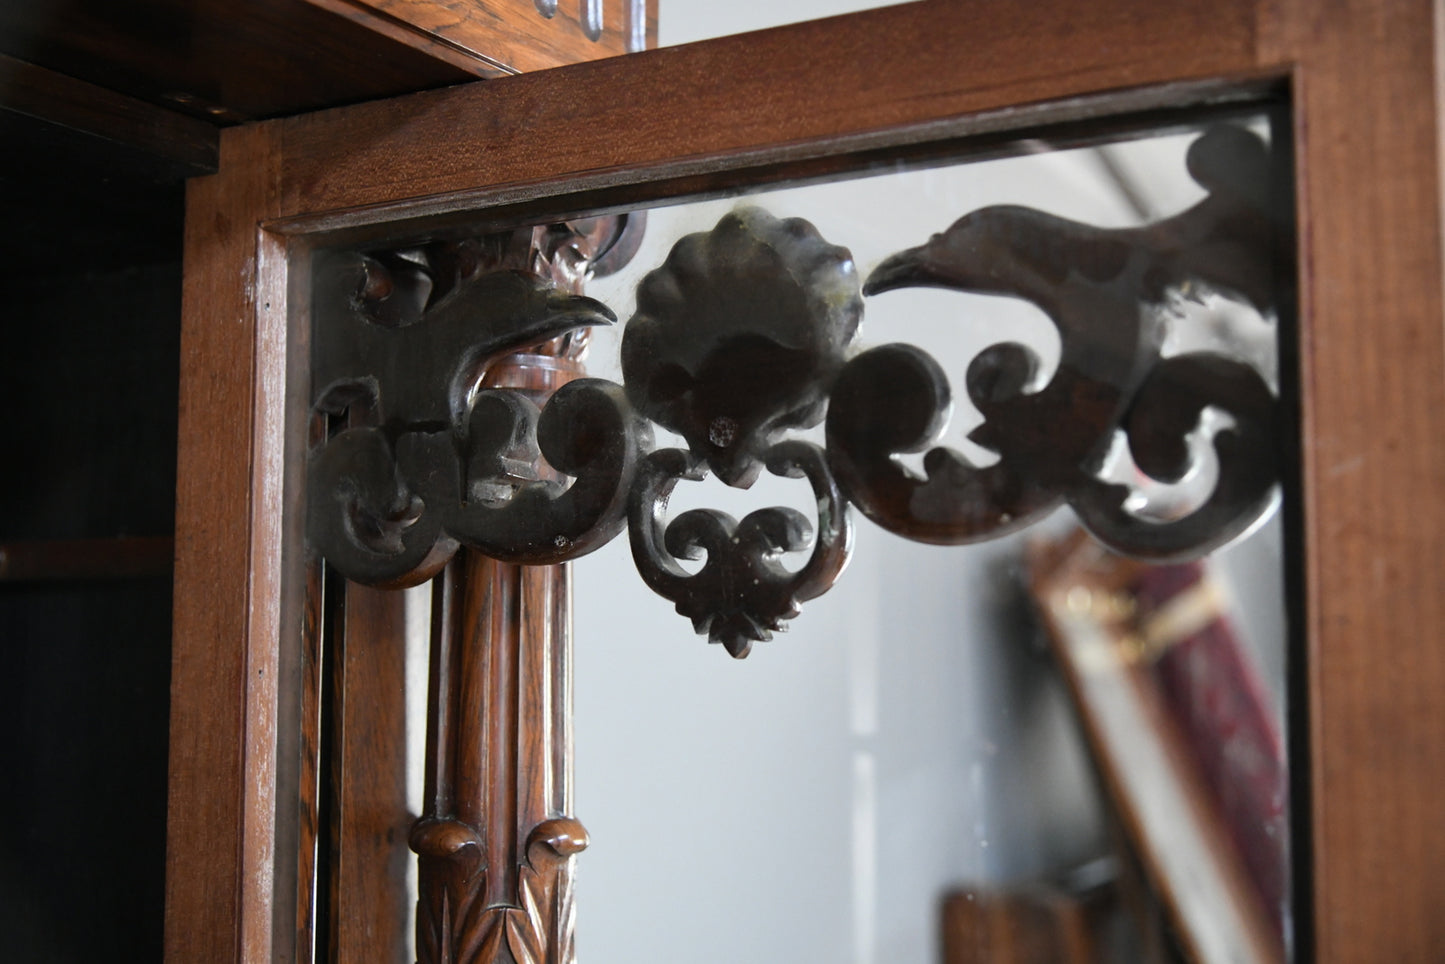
[0,536,174,582]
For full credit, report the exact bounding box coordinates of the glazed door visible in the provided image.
[165,2,1445,962]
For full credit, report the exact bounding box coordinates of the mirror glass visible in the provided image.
[329,108,1295,964]
[561,114,1293,964]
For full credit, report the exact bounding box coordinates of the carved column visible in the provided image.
[405,221,635,964]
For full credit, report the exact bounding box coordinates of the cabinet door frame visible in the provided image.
[166,1,1445,960]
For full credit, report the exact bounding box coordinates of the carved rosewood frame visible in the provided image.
[165,1,1445,961]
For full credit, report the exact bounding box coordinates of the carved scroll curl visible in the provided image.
[1072,352,1279,558]
[308,128,1284,655]
[628,441,854,658]
[307,244,649,587]
[831,125,1280,561]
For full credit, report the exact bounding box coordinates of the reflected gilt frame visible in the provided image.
[165,1,1445,961]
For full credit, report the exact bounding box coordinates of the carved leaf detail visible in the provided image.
[628,441,854,657]
[411,817,586,964]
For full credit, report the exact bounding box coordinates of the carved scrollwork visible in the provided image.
[628,441,854,657]
[308,127,1283,655]
[617,207,863,655]
[830,125,1280,561]
[307,234,649,587]
[1072,352,1279,558]
[307,122,1287,964]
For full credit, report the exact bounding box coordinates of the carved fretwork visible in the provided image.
[304,120,1284,964]
[308,219,650,587]
[308,219,643,964]
[309,126,1282,660]
[835,125,1279,560]
[628,441,853,657]
[620,208,861,655]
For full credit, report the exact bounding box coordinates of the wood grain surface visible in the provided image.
[330,583,413,962]
[1257,2,1445,959]
[0,54,217,174]
[166,121,285,964]
[270,0,1260,220]
[303,0,654,76]
[0,0,474,121]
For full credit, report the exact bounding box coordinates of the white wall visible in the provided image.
[656,0,911,47]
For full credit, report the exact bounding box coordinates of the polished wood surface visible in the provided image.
[1258,2,1445,957]
[169,1,1445,960]
[304,0,655,75]
[269,0,1262,221]
[0,53,216,174]
[166,121,285,964]
[412,553,580,964]
[330,583,413,962]
[0,0,473,122]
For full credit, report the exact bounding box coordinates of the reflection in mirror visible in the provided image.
[304,113,1291,964]
[570,120,1290,963]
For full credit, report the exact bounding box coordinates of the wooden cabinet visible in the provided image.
[171,3,1445,961]
[12,1,1444,961]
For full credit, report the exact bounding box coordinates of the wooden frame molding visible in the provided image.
[167,1,1445,960]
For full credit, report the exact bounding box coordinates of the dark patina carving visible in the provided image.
[628,441,853,657]
[309,126,1282,655]
[620,208,862,653]
[832,125,1279,560]
[621,206,861,486]
[308,222,649,588]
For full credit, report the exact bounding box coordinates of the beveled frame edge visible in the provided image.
[165,1,1445,961]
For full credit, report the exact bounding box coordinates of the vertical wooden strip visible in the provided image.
[425,562,462,823]
[1260,1,1445,959]
[332,583,414,962]
[554,567,573,819]
[293,558,326,964]
[166,122,283,964]
[518,565,554,831]
[484,559,522,907]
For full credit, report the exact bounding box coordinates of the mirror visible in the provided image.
[307,108,1292,964]
[570,118,1290,963]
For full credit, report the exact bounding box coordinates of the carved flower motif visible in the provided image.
[622,206,862,486]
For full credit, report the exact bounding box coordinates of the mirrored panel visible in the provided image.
[302,108,1293,964]
[571,117,1290,964]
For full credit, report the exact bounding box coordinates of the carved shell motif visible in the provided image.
[622,206,862,486]
[622,208,863,655]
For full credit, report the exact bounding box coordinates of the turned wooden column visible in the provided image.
[407,220,630,964]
